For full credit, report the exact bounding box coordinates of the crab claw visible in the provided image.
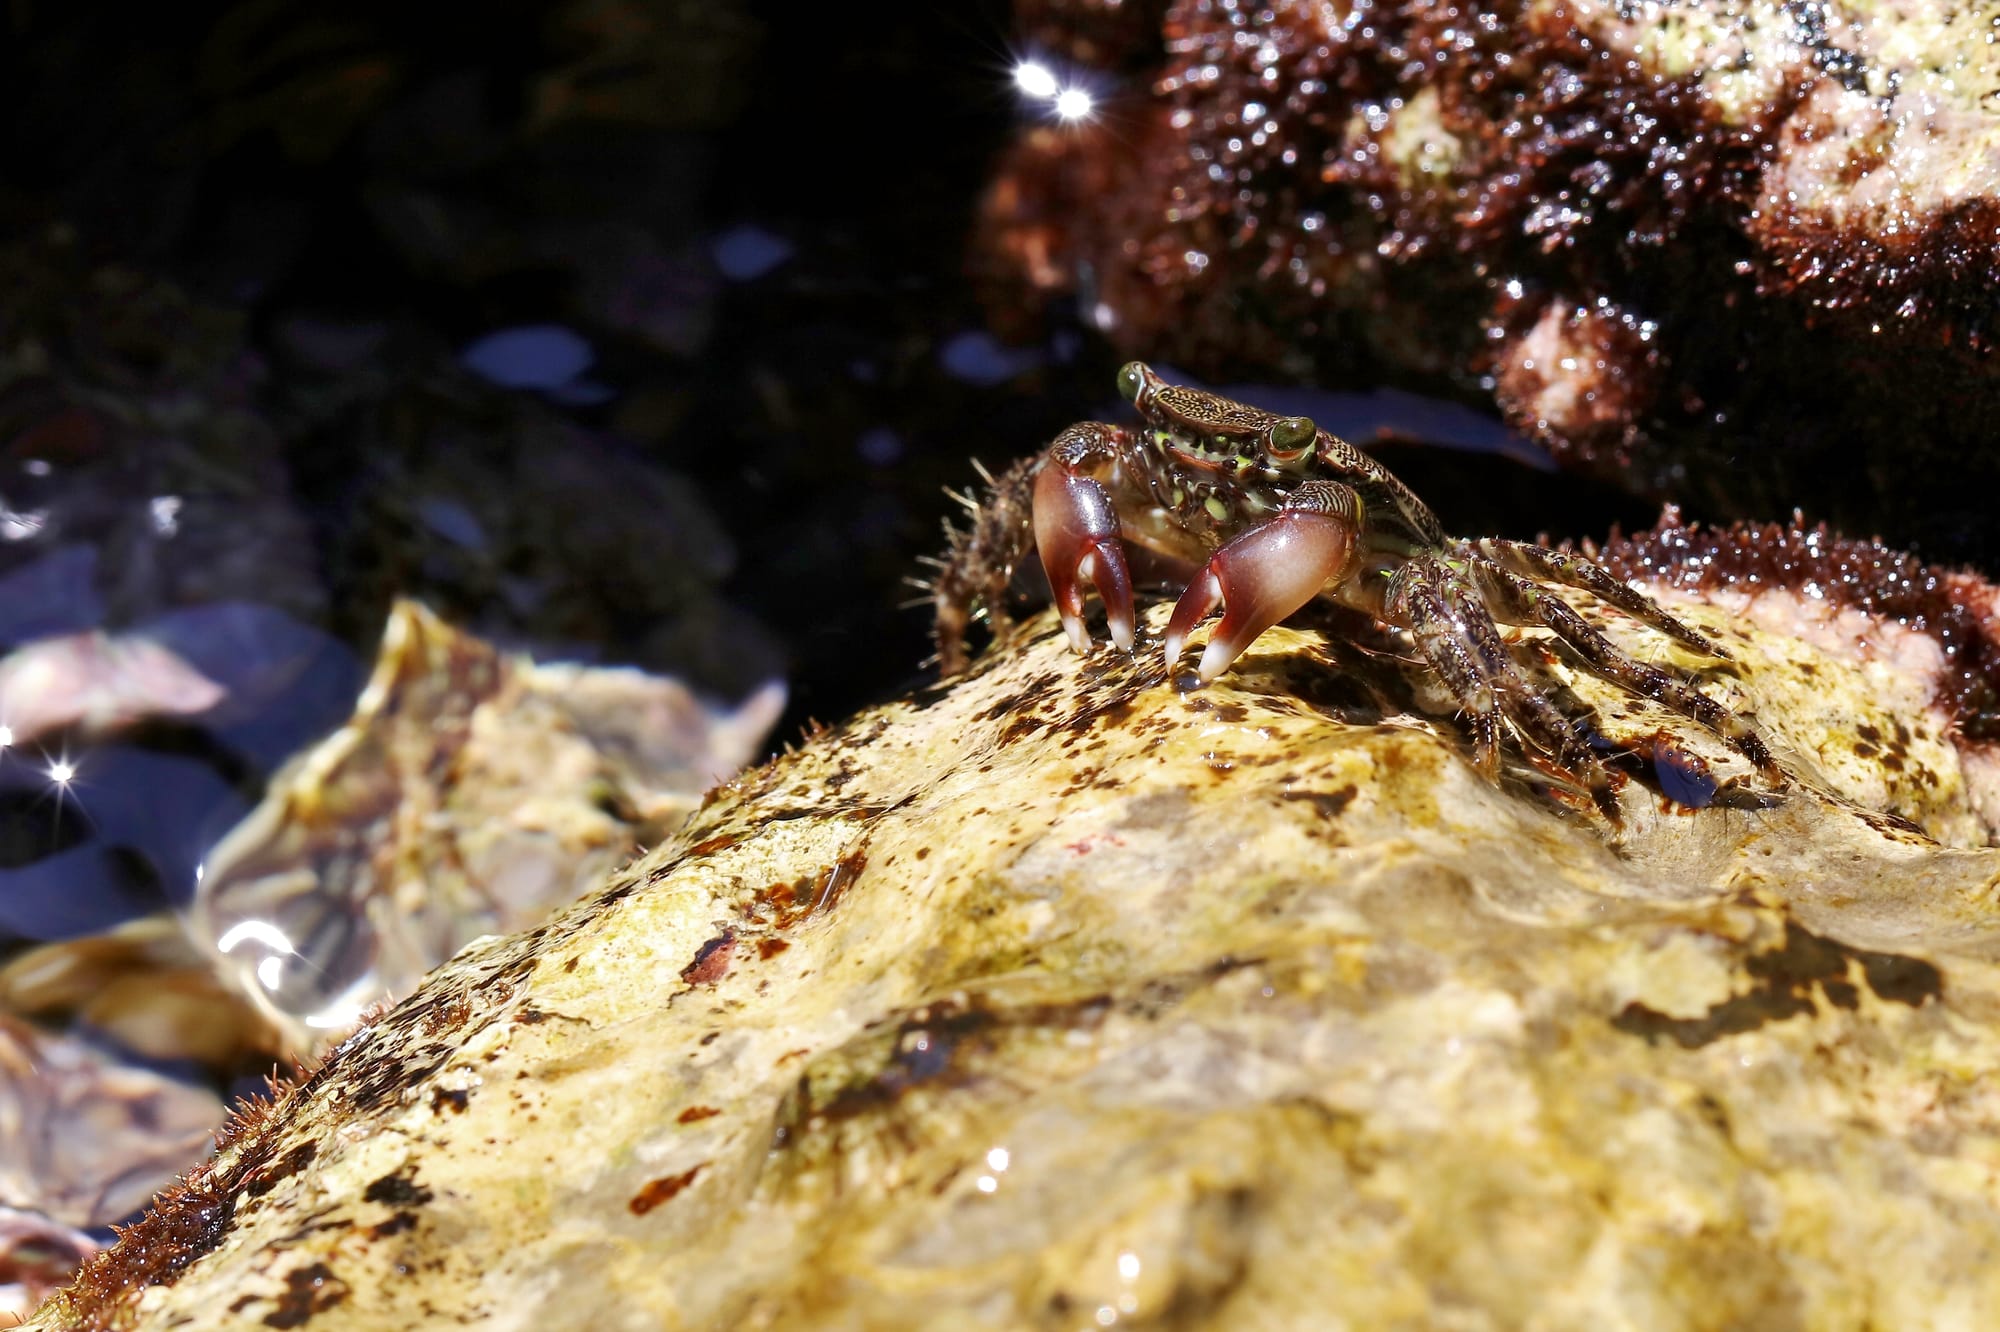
[1163,508,1356,682]
[1032,463,1135,654]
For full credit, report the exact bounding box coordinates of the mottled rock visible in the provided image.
[0,630,223,746]
[192,599,783,1053]
[29,537,2000,1330]
[980,0,2000,562]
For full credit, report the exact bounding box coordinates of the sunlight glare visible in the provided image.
[1054,87,1095,122]
[1013,60,1059,100]
[216,919,298,956]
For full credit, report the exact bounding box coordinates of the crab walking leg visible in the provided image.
[1163,480,1361,682]
[1032,424,1138,653]
[1474,562,1780,776]
[1440,566,1612,789]
[1474,538,1724,657]
[932,455,1041,674]
[1393,558,1609,794]
[1387,560,1506,779]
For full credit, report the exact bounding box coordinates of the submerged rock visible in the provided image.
[0,630,224,746]
[190,598,784,1054]
[0,1209,97,1325]
[0,1015,223,1233]
[0,598,781,1311]
[29,525,2000,1330]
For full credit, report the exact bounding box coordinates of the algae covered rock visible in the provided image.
[981,0,2000,564]
[30,534,2000,1330]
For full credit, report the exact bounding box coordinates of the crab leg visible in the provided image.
[931,456,1041,674]
[1387,560,1506,779]
[1033,424,1138,654]
[1391,558,1612,800]
[1473,562,1779,775]
[1163,481,1361,682]
[1475,538,1724,657]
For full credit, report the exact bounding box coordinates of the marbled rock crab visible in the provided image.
[932,362,1778,809]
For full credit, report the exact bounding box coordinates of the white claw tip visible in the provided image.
[1197,637,1236,683]
[1162,632,1185,670]
[1108,617,1135,653]
[1061,615,1091,654]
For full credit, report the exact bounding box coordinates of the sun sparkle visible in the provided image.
[1013,60,1059,100]
[1053,87,1095,122]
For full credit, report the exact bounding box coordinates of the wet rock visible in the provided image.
[29,532,2000,1329]
[0,234,326,627]
[0,917,282,1072]
[0,597,780,1309]
[272,319,782,697]
[978,0,2000,564]
[0,1209,98,1325]
[0,1015,223,1233]
[190,599,783,1053]
[0,630,223,747]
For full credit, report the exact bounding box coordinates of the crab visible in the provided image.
[930,361,1778,808]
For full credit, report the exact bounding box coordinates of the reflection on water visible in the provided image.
[214,915,377,1035]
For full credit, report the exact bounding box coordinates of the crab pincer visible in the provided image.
[1163,481,1361,682]
[1032,453,1136,653]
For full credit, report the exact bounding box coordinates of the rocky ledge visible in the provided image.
[29,521,2000,1330]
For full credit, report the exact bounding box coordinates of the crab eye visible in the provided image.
[1268,415,1316,458]
[1116,362,1147,403]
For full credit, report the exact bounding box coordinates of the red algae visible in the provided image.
[1595,509,2000,740]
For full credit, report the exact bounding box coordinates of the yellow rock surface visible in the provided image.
[31,597,2000,1331]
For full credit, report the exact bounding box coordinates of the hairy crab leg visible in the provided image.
[1163,481,1361,682]
[1392,557,1613,801]
[932,456,1041,674]
[1034,424,1138,654]
[1471,560,1780,776]
[1385,560,1505,779]
[1475,538,1724,657]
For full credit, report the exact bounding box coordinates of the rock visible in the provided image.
[190,599,784,1054]
[977,0,2000,564]
[0,1015,222,1233]
[29,528,2000,1330]
[0,916,280,1073]
[0,598,782,1312]
[0,1209,97,1325]
[0,630,224,747]
[0,234,328,628]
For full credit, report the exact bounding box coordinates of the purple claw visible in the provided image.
[1033,463,1135,654]
[1163,507,1356,682]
